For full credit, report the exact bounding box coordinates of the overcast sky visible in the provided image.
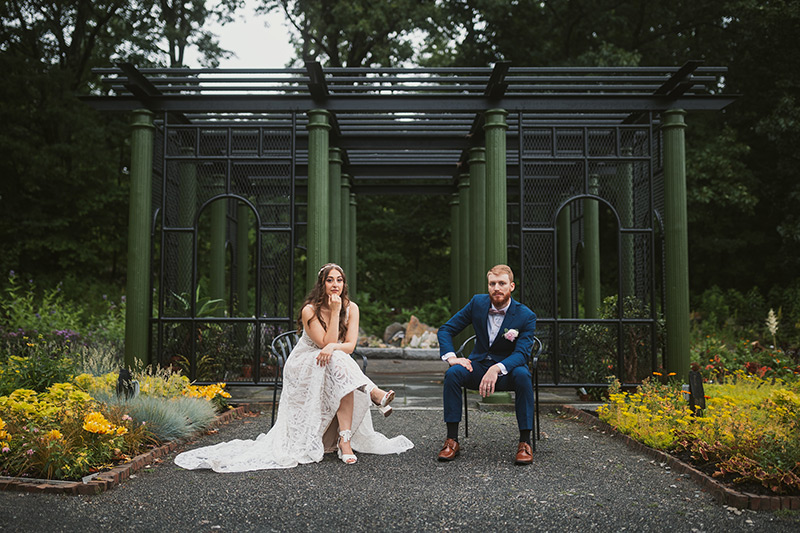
[185,3,295,68]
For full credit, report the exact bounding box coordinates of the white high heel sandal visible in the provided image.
[338,430,357,465]
[374,389,395,417]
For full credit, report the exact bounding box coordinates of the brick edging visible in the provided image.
[561,405,800,511]
[0,404,256,496]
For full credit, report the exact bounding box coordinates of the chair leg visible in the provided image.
[463,386,469,439]
[270,367,281,427]
[534,368,540,445]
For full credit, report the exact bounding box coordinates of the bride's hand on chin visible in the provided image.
[328,293,342,310]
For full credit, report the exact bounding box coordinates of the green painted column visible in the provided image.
[340,175,351,275]
[618,147,635,300]
[557,204,573,318]
[458,174,471,306]
[328,147,343,265]
[306,109,331,290]
[469,147,487,296]
[349,192,357,298]
[484,109,508,266]
[235,202,250,317]
[662,109,690,375]
[450,194,461,315]
[210,177,226,316]
[125,110,155,368]
[584,174,601,318]
[177,148,196,299]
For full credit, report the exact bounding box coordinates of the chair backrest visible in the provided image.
[271,330,300,365]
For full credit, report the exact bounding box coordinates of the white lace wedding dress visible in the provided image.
[174,331,414,472]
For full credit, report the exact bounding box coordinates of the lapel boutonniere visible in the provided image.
[503,328,519,342]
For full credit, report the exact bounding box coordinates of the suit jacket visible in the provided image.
[438,294,537,373]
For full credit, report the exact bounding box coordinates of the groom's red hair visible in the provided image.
[487,264,514,282]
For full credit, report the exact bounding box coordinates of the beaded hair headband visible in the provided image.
[318,263,342,276]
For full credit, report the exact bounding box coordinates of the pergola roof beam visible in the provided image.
[305,60,329,101]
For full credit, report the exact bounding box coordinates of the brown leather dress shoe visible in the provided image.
[437,438,460,461]
[515,441,533,465]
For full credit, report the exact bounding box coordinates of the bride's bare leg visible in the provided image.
[336,391,355,456]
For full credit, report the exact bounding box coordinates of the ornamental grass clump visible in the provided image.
[598,372,800,494]
[118,396,217,442]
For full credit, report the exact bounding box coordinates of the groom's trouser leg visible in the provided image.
[443,363,488,422]
[497,365,534,431]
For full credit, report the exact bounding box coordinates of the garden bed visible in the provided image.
[563,405,800,511]
[0,404,256,495]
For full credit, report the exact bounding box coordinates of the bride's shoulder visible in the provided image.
[301,304,316,317]
[347,300,359,312]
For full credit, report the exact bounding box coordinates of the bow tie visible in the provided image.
[488,308,505,316]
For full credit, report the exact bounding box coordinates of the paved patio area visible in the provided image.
[2,406,799,532]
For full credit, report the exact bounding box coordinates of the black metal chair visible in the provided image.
[269,330,368,426]
[455,334,542,449]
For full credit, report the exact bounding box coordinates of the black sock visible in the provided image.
[447,422,459,441]
[519,430,531,444]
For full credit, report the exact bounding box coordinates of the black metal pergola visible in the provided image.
[85,61,734,386]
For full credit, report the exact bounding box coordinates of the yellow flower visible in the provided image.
[83,412,115,435]
[45,429,63,441]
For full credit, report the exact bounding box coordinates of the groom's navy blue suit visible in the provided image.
[438,294,537,430]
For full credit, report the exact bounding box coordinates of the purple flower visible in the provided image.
[35,313,40,319]
[26,449,34,456]
[8,270,14,278]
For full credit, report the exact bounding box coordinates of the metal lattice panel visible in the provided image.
[231,162,292,227]
[522,161,584,228]
[522,231,554,317]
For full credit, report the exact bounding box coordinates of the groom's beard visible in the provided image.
[491,294,511,308]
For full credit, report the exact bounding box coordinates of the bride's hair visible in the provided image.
[297,263,350,341]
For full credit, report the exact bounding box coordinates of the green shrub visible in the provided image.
[0,272,84,334]
[396,297,452,329]
[356,292,396,337]
[692,284,800,348]
[0,340,78,395]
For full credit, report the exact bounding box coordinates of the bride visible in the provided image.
[174,263,414,472]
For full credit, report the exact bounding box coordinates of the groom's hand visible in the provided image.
[479,367,500,398]
[448,357,473,372]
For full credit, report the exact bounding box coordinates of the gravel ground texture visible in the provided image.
[1,408,799,533]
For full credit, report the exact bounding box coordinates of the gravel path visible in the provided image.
[1,408,798,532]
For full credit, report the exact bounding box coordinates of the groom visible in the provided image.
[437,264,537,464]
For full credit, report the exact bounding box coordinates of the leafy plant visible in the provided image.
[0,272,84,335]
[599,373,800,494]
[574,295,663,385]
